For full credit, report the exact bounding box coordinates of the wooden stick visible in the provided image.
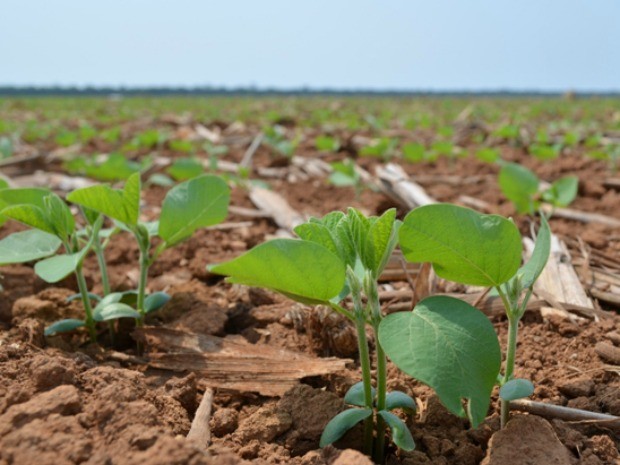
[510,399,620,430]
[240,133,263,168]
[540,204,620,228]
[375,163,437,209]
[187,388,214,448]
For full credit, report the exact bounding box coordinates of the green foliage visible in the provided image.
[167,157,204,181]
[529,143,561,160]
[494,124,520,141]
[398,202,550,429]
[359,137,398,160]
[169,139,194,153]
[64,153,145,181]
[379,296,501,427]
[264,126,298,158]
[0,230,62,265]
[209,239,345,304]
[159,175,230,247]
[401,143,427,162]
[0,136,13,159]
[498,163,540,214]
[541,176,578,208]
[498,162,578,214]
[328,159,365,198]
[499,379,534,401]
[475,147,500,163]
[67,173,141,226]
[315,135,341,152]
[55,130,78,147]
[319,409,373,447]
[377,411,415,451]
[399,204,522,286]
[0,171,229,344]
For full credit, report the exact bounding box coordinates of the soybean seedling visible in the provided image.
[390,204,551,428]
[498,162,578,216]
[0,188,106,341]
[210,208,503,463]
[67,173,230,330]
[328,159,365,199]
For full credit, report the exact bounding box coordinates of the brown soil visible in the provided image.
[1,130,619,465]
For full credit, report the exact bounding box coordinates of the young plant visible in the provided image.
[359,137,399,160]
[67,173,230,329]
[64,153,147,182]
[263,126,299,159]
[498,162,578,215]
[389,204,551,428]
[210,208,503,462]
[0,188,106,341]
[328,159,364,198]
[315,135,341,153]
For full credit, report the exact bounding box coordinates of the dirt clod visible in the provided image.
[481,415,573,465]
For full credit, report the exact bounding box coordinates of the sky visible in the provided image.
[2,0,619,91]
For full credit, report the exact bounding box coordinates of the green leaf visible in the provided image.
[67,173,141,226]
[167,157,204,181]
[1,204,54,234]
[0,230,62,265]
[144,292,171,313]
[498,163,539,214]
[319,408,372,447]
[542,176,578,207]
[378,410,415,451]
[516,216,551,289]
[209,239,345,305]
[0,187,50,211]
[159,175,230,247]
[364,209,398,276]
[399,204,522,287]
[294,222,340,259]
[378,295,501,427]
[44,194,75,239]
[93,302,141,322]
[35,250,87,283]
[385,391,416,415]
[44,319,85,336]
[343,381,376,407]
[499,378,534,401]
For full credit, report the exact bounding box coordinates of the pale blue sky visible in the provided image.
[2,0,619,91]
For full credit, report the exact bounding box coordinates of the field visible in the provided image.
[0,96,619,465]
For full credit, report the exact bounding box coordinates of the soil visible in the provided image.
[1,117,619,465]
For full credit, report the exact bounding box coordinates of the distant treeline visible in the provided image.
[0,86,619,98]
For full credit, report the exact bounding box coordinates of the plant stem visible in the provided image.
[75,264,97,343]
[136,244,150,325]
[355,314,375,457]
[501,314,520,428]
[373,322,388,464]
[93,237,115,343]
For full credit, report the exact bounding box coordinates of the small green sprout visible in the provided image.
[498,162,578,215]
[167,157,204,181]
[315,135,341,153]
[328,159,364,198]
[359,137,399,160]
